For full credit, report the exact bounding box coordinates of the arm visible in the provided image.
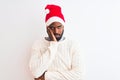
[45,41,85,80]
[29,27,58,79]
[29,40,58,79]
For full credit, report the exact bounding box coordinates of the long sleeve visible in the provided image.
[45,40,85,80]
[29,40,58,78]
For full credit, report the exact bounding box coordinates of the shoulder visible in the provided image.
[66,37,80,46]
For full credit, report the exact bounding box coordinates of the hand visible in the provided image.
[39,75,45,80]
[34,74,45,80]
[47,27,57,41]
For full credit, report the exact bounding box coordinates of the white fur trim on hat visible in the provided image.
[45,9,50,14]
[46,16,65,26]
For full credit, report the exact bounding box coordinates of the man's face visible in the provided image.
[47,22,64,41]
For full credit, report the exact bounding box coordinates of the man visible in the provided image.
[29,4,84,80]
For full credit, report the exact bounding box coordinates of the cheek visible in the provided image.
[59,29,64,34]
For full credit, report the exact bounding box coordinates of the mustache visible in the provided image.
[54,33,60,35]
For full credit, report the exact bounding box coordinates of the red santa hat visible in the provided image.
[45,4,65,26]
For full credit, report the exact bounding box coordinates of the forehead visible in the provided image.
[49,22,63,27]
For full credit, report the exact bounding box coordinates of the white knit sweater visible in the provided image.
[29,37,84,80]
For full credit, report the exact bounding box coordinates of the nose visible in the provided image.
[54,28,59,33]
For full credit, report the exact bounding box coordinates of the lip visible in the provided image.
[55,34,60,37]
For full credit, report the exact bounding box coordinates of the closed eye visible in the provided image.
[57,25,62,29]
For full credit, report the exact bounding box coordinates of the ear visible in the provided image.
[46,26,50,31]
[47,26,50,28]
[46,26,48,29]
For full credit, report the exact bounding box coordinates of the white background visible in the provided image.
[0,0,120,80]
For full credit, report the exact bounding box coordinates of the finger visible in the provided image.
[47,27,57,41]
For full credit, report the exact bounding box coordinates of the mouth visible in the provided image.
[54,34,60,38]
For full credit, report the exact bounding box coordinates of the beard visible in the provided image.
[54,30,64,41]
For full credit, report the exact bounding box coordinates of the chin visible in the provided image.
[56,36,62,41]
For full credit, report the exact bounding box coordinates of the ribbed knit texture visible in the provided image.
[29,38,84,80]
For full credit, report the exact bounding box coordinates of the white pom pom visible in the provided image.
[45,9,50,14]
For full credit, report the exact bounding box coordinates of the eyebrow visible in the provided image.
[49,25,62,28]
[57,25,62,27]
